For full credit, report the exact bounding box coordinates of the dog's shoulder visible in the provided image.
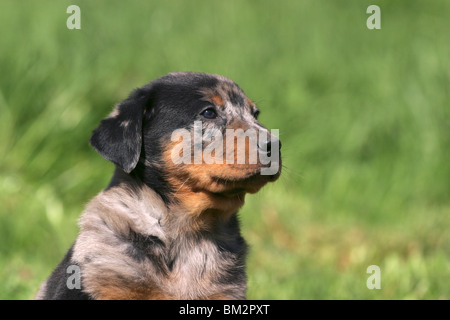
[71,179,169,299]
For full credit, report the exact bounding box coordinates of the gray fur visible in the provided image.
[70,171,247,299]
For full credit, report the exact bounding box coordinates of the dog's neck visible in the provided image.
[105,168,241,237]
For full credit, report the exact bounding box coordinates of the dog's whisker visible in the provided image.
[175,176,190,193]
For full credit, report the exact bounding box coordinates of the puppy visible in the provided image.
[35,72,281,300]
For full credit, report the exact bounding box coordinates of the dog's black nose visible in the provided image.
[259,136,282,156]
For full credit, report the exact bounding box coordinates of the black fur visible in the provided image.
[90,87,149,173]
[41,245,90,300]
[124,230,168,275]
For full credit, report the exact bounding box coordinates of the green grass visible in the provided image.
[0,0,448,299]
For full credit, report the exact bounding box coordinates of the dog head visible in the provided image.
[90,72,281,215]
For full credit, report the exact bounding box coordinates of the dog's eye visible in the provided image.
[253,110,260,120]
[201,108,217,119]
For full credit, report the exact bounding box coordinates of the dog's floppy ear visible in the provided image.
[90,88,149,173]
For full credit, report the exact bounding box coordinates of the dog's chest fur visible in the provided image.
[71,179,248,299]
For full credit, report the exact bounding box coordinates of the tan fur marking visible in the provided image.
[210,94,224,107]
[161,124,271,216]
[94,284,174,300]
[207,293,232,300]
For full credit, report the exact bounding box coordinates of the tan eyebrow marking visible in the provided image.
[210,94,225,107]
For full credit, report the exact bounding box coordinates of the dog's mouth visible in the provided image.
[208,166,281,197]
[164,151,282,213]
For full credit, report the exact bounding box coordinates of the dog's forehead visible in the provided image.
[200,80,243,107]
[198,76,254,110]
[159,72,254,108]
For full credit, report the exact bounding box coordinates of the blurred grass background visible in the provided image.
[0,0,448,299]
